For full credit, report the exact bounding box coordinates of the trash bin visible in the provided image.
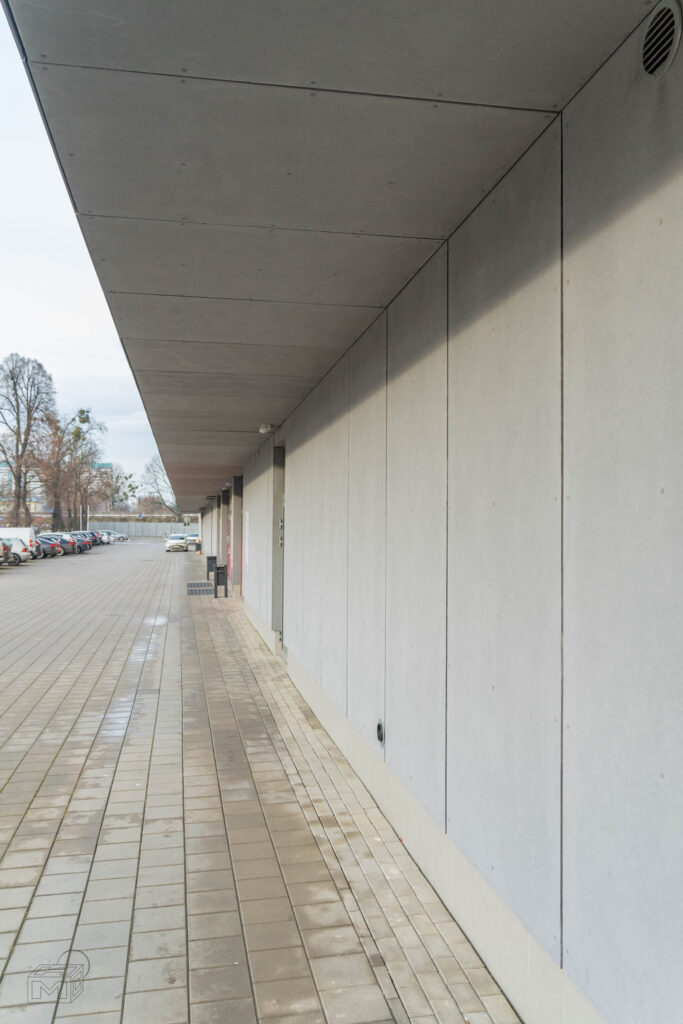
[206,555,216,580]
[214,564,228,598]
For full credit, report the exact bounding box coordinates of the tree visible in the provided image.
[140,454,180,517]
[66,444,111,525]
[100,463,138,513]
[34,409,105,530]
[0,354,56,525]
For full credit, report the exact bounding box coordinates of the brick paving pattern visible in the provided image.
[0,542,521,1023]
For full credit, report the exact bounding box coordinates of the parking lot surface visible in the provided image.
[0,542,519,1023]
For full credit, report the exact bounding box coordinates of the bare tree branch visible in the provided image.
[139,454,180,518]
[0,354,56,524]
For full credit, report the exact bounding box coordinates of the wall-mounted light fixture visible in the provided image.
[259,424,274,434]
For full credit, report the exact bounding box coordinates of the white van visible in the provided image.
[0,527,41,559]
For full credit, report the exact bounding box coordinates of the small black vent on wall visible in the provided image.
[642,3,681,77]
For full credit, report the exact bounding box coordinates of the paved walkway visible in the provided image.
[0,542,520,1024]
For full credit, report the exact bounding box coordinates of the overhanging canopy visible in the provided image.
[3,0,650,509]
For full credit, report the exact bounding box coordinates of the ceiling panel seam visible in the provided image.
[122,338,348,348]
[79,212,445,243]
[26,58,557,114]
[106,290,385,311]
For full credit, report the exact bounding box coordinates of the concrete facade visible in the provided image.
[6,3,682,1023]
[447,124,562,963]
[238,27,683,1024]
[386,249,448,828]
[561,20,683,1023]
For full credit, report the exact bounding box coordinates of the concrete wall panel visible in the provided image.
[282,411,304,658]
[348,315,387,753]
[447,124,562,960]
[386,248,448,826]
[300,387,325,685]
[319,358,350,711]
[243,438,273,626]
[563,27,683,1024]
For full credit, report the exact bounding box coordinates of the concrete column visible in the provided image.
[214,495,221,561]
[219,488,229,566]
[205,499,216,557]
[271,447,285,636]
[231,476,243,595]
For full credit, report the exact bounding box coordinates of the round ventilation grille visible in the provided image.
[642,2,681,78]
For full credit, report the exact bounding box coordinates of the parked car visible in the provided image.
[38,533,64,554]
[0,526,40,559]
[1,537,30,566]
[37,537,62,558]
[40,533,76,555]
[165,534,188,552]
[186,532,201,548]
[71,532,92,552]
[61,532,89,553]
[0,539,12,566]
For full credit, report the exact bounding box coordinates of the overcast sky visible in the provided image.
[0,17,158,479]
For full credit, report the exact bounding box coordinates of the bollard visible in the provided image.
[206,555,216,580]
[214,564,228,598]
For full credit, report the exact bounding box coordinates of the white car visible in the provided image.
[1,536,31,565]
[165,534,188,552]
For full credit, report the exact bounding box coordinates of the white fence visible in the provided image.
[91,520,191,538]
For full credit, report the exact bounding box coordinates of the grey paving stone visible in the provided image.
[188,997,256,1024]
[0,547,522,1024]
[243,920,302,952]
[54,976,125,1017]
[240,897,295,925]
[187,911,241,940]
[253,976,321,1018]
[310,952,377,991]
[320,984,391,1024]
[122,986,189,1023]
[186,889,237,916]
[248,946,310,982]
[302,926,366,958]
[188,935,246,969]
[126,955,186,992]
[130,928,187,962]
[189,964,252,1003]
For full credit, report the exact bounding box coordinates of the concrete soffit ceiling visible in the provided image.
[3,0,653,510]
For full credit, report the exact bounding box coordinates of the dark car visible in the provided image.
[40,533,76,555]
[85,531,102,546]
[37,537,61,558]
[71,532,92,552]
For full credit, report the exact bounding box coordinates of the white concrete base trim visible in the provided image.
[284,649,608,1024]
[243,598,280,656]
